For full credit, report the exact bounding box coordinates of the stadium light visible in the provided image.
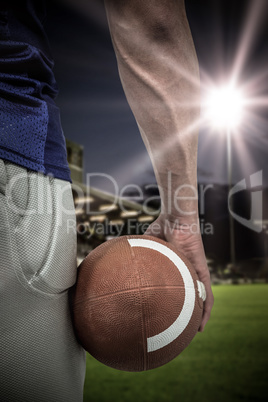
[204,85,244,131]
[203,83,246,267]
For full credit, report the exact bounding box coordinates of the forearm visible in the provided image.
[105,0,200,221]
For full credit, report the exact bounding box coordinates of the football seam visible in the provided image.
[129,242,148,371]
[72,285,186,305]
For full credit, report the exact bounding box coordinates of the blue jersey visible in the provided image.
[0,0,71,182]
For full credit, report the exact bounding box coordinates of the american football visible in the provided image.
[71,235,206,371]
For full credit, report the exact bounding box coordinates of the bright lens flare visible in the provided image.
[204,86,244,130]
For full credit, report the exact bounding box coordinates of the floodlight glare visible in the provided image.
[204,85,244,130]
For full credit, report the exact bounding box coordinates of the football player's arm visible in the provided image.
[104,0,213,331]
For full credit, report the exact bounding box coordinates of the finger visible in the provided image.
[198,291,213,332]
[199,305,211,332]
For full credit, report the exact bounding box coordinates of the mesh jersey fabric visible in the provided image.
[0,159,86,401]
[0,0,71,182]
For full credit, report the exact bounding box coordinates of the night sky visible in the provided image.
[45,0,268,192]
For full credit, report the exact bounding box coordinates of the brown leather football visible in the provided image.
[71,235,206,372]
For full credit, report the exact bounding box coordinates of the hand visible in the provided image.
[145,214,214,332]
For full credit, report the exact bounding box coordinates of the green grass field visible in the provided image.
[83,285,268,402]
